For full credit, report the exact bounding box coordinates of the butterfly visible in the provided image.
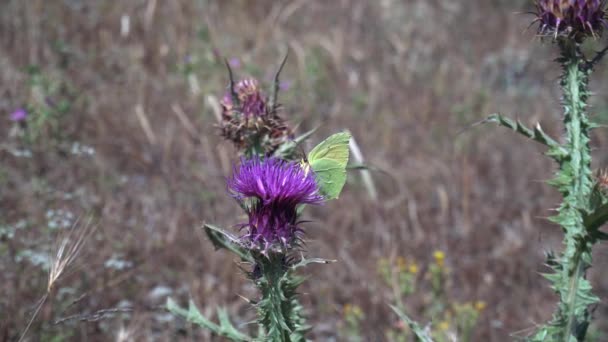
[300,131,351,200]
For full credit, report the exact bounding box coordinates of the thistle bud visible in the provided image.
[219,76,292,154]
[534,0,607,40]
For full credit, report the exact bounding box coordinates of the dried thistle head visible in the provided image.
[595,168,608,190]
[534,0,608,40]
[219,58,292,155]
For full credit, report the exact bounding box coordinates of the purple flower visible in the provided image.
[228,157,323,251]
[220,78,267,118]
[228,57,241,68]
[534,0,608,39]
[9,108,27,122]
[279,80,292,91]
[236,78,267,118]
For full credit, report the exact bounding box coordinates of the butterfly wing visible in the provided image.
[307,132,351,168]
[308,131,351,200]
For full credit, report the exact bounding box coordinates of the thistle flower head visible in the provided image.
[534,0,607,40]
[221,78,267,119]
[236,79,267,118]
[228,157,323,251]
[219,77,292,154]
[9,108,27,122]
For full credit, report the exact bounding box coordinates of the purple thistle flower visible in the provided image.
[534,0,608,39]
[228,57,241,69]
[228,157,323,251]
[9,108,28,122]
[279,80,292,91]
[235,78,266,118]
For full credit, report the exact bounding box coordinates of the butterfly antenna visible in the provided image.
[224,58,240,107]
[297,143,308,162]
[269,50,289,112]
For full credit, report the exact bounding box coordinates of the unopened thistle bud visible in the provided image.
[534,0,607,40]
[219,66,292,155]
[228,157,323,253]
[596,168,608,190]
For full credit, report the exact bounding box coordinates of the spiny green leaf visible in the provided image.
[272,127,318,160]
[389,305,434,342]
[166,298,251,341]
[485,113,567,158]
[583,202,608,232]
[203,224,253,262]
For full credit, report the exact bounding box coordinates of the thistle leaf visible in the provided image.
[204,224,253,262]
[583,202,608,232]
[485,113,567,159]
[272,127,318,160]
[166,298,251,341]
[389,305,434,342]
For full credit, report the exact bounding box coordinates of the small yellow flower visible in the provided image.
[352,305,363,318]
[433,250,445,267]
[343,303,352,315]
[438,320,450,331]
[474,300,487,312]
[408,262,419,274]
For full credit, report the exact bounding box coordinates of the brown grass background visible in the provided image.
[1,0,608,341]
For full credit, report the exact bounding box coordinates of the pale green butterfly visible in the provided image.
[301,131,351,200]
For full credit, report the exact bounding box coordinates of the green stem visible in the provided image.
[255,253,307,342]
[533,39,597,342]
[560,42,592,342]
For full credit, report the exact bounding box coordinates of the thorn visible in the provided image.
[236,293,254,304]
[269,50,289,112]
[224,58,239,107]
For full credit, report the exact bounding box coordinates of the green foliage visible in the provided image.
[486,37,607,341]
[166,298,250,341]
[21,66,75,146]
[381,252,485,342]
[204,224,253,262]
[340,304,365,342]
[272,127,318,161]
[253,253,309,342]
[529,39,598,342]
[390,305,434,342]
[484,113,566,157]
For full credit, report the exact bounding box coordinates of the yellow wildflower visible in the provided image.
[438,320,450,331]
[433,250,445,267]
[474,300,487,312]
[344,304,352,315]
[408,262,419,274]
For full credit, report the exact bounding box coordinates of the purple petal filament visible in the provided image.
[228,157,323,251]
[9,108,27,122]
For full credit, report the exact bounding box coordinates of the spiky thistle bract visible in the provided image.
[534,0,608,40]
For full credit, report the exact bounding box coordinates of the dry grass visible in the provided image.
[1,0,607,340]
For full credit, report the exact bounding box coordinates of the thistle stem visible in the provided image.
[534,39,596,342]
[255,253,307,342]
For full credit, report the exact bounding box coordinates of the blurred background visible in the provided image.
[2,0,608,340]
